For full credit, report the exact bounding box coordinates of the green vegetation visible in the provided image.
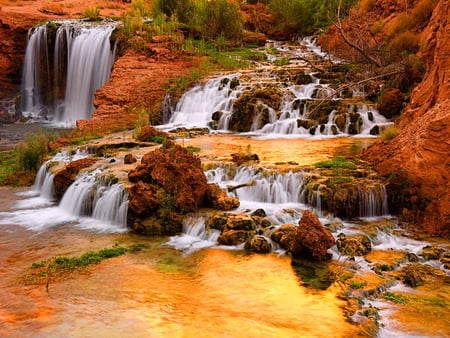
[0,151,17,183]
[382,292,408,304]
[315,157,356,170]
[82,6,101,21]
[349,280,367,289]
[380,125,399,141]
[186,146,201,152]
[268,0,357,34]
[16,130,55,172]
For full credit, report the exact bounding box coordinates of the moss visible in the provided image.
[315,157,356,170]
[382,292,408,304]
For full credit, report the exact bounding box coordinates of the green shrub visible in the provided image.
[16,130,54,172]
[186,146,201,152]
[83,6,101,21]
[382,292,408,304]
[389,31,421,55]
[380,125,399,141]
[315,157,356,169]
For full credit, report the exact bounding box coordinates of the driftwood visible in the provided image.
[227,181,255,192]
[308,69,404,115]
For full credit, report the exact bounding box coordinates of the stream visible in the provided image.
[0,24,448,337]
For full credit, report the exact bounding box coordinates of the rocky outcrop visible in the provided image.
[363,0,450,236]
[290,210,335,260]
[245,235,272,253]
[204,183,240,210]
[127,141,208,235]
[53,158,97,199]
[270,224,297,250]
[336,233,372,256]
[400,263,448,287]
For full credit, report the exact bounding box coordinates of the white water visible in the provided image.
[21,22,116,126]
[166,74,242,130]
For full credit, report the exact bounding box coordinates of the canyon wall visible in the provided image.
[364,0,450,235]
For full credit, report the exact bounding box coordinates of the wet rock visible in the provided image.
[336,233,372,256]
[419,245,445,260]
[212,111,223,121]
[297,119,317,130]
[245,235,272,253]
[369,125,380,135]
[206,214,229,231]
[127,142,208,235]
[290,211,335,260]
[48,138,71,152]
[230,153,259,165]
[334,113,347,132]
[270,224,296,250]
[229,87,281,132]
[218,230,255,246]
[204,183,240,210]
[347,113,363,134]
[251,208,266,218]
[124,153,137,164]
[53,158,97,199]
[136,126,168,142]
[225,215,256,231]
[400,263,447,287]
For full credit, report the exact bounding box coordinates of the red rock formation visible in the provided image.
[363,0,450,236]
[127,141,208,235]
[290,210,335,260]
[53,158,97,199]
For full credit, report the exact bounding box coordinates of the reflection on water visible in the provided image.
[0,187,360,337]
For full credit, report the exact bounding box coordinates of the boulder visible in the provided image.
[336,233,372,256]
[400,263,447,287]
[419,246,445,260]
[377,88,405,118]
[271,224,297,250]
[290,211,335,260]
[204,183,240,210]
[124,153,137,164]
[136,126,168,142]
[218,230,255,246]
[245,236,272,253]
[127,142,208,235]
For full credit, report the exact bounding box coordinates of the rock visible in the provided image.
[53,158,97,199]
[225,215,256,231]
[48,138,71,151]
[204,184,240,210]
[271,224,297,250]
[230,153,259,165]
[400,263,447,287]
[212,111,223,121]
[419,246,445,260]
[206,214,229,231]
[245,236,272,253]
[251,208,266,218]
[136,126,168,142]
[127,142,208,235]
[336,233,372,256]
[377,88,405,119]
[218,230,255,246]
[290,211,335,260]
[124,153,137,164]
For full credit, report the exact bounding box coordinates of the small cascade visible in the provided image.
[32,163,55,200]
[167,74,242,130]
[21,21,116,126]
[358,184,389,218]
[207,166,306,204]
[59,170,128,228]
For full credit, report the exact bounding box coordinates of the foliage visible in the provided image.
[349,280,366,289]
[83,6,101,21]
[268,0,357,34]
[315,157,356,170]
[16,130,54,172]
[358,0,376,13]
[274,58,289,66]
[382,292,408,304]
[0,151,17,183]
[380,125,399,141]
[388,31,421,56]
[186,146,201,152]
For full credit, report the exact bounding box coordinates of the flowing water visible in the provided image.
[20,21,116,126]
[1,33,448,337]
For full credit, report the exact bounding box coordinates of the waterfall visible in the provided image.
[166,74,242,130]
[358,184,389,218]
[59,169,128,228]
[21,21,116,126]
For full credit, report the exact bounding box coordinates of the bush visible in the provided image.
[315,157,356,169]
[16,130,53,172]
[380,125,399,141]
[83,6,101,20]
[388,31,421,56]
[358,0,376,13]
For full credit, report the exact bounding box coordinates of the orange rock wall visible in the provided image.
[364,0,450,236]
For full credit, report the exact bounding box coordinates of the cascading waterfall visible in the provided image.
[32,162,55,200]
[59,170,128,228]
[358,184,389,218]
[21,21,116,125]
[167,74,242,130]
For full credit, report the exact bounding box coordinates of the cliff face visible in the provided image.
[364,0,450,236]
